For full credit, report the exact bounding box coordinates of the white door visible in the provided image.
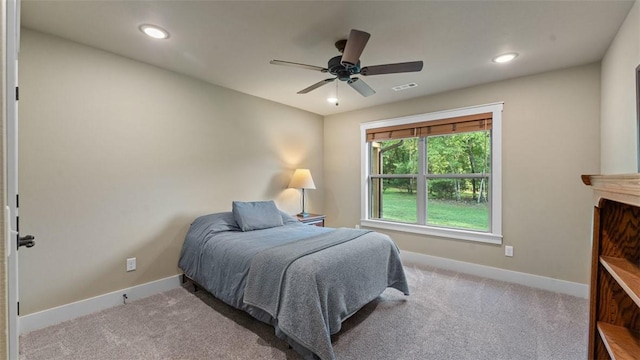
[6,1,31,359]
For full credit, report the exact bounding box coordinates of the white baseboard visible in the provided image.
[19,274,183,334]
[401,251,588,298]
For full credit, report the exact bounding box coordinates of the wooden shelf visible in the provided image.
[597,322,640,360]
[584,174,640,359]
[600,256,640,308]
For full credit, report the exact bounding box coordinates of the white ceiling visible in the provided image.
[21,0,635,116]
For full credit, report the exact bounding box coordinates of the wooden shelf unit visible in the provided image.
[583,174,640,360]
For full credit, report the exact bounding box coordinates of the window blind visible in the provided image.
[366,112,492,142]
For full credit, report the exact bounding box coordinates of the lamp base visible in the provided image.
[298,211,310,218]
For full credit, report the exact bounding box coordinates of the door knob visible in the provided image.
[18,235,35,248]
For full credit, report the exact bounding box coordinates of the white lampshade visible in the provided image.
[288,169,316,189]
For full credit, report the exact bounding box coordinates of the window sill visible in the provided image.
[360,219,503,245]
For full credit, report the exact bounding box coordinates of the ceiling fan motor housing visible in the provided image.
[328,55,360,81]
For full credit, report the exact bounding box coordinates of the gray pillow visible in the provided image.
[192,212,240,234]
[280,210,301,225]
[232,200,284,231]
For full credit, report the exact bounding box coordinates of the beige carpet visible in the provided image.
[19,265,588,359]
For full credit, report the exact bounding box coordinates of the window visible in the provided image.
[360,103,502,244]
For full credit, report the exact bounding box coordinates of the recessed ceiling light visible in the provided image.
[139,24,169,40]
[492,53,518,64]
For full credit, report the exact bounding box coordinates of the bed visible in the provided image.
[178,201,409,360]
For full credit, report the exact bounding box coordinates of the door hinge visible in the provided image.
[17,302,19,316]
[16,194,19,208]
[15,87,19,101]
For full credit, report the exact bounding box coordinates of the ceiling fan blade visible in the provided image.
[341,29,370,67]
[297,78,336,94]
[360,61,424,76]
[347,77,376,97]
[270,60,328,73]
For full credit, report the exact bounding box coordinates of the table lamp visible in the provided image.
[288,169,316,217]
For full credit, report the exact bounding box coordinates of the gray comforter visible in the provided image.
[178,212,409,360]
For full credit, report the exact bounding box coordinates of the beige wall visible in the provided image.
[18,29,324,314]
[324,63,601,284]
[601,0,640,173]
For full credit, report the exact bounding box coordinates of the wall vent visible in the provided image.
[391,83,418,91]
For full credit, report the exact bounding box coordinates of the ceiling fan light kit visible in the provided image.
[327,80,340,106]
[271,28,424,102]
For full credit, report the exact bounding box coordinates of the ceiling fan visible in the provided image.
[270,29,424,98]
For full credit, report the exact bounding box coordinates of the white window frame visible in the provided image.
[360,102,503,244]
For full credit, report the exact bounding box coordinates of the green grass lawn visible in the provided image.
[380,189,489,231]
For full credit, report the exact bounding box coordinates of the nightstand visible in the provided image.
[296,213,325,227]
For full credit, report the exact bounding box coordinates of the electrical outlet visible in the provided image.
[126,257,136,272]
[505,246,514,257]
[355,224,360,229]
